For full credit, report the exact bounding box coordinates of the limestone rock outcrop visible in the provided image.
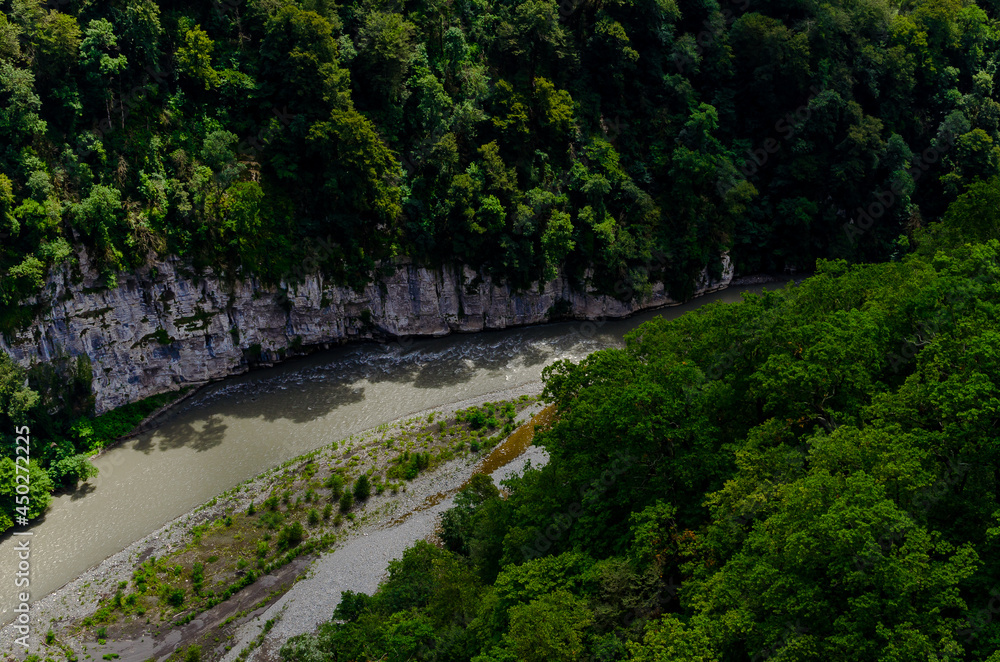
[0,251,733,413]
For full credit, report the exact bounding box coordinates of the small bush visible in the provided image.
[353,475,371,501]
[247,501,256,515]
[256,540,269,558]
[466,408,487,429]
[307,508,320,526]
[162,587,184,608]
[277,521,305,549]
[326,474,344,499]
[263,496,279,511]
[191,563,204,593]
[259,510,284,530]
[184,645,201,662]
[236,557,248,570]
[339,491,354,513]
[322,503,333,520]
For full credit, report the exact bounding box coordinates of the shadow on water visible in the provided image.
[145,329,577,436]
[136,414,230,453]
[67,481,97,501]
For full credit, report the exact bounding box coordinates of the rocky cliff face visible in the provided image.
[0,251,733,413]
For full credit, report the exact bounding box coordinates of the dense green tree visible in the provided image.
[0,458,52,522]
[176,25,217,91]
[939,176,1000,243]
[352,474,371,501]
[78,18,127,96]
[484,590,594,662]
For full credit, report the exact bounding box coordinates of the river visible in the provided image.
[0,283,772,621]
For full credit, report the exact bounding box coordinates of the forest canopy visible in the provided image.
[3,0,1000,319]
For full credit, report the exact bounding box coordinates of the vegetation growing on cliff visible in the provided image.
[281,232,1000,661]
[0,356,193,531]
